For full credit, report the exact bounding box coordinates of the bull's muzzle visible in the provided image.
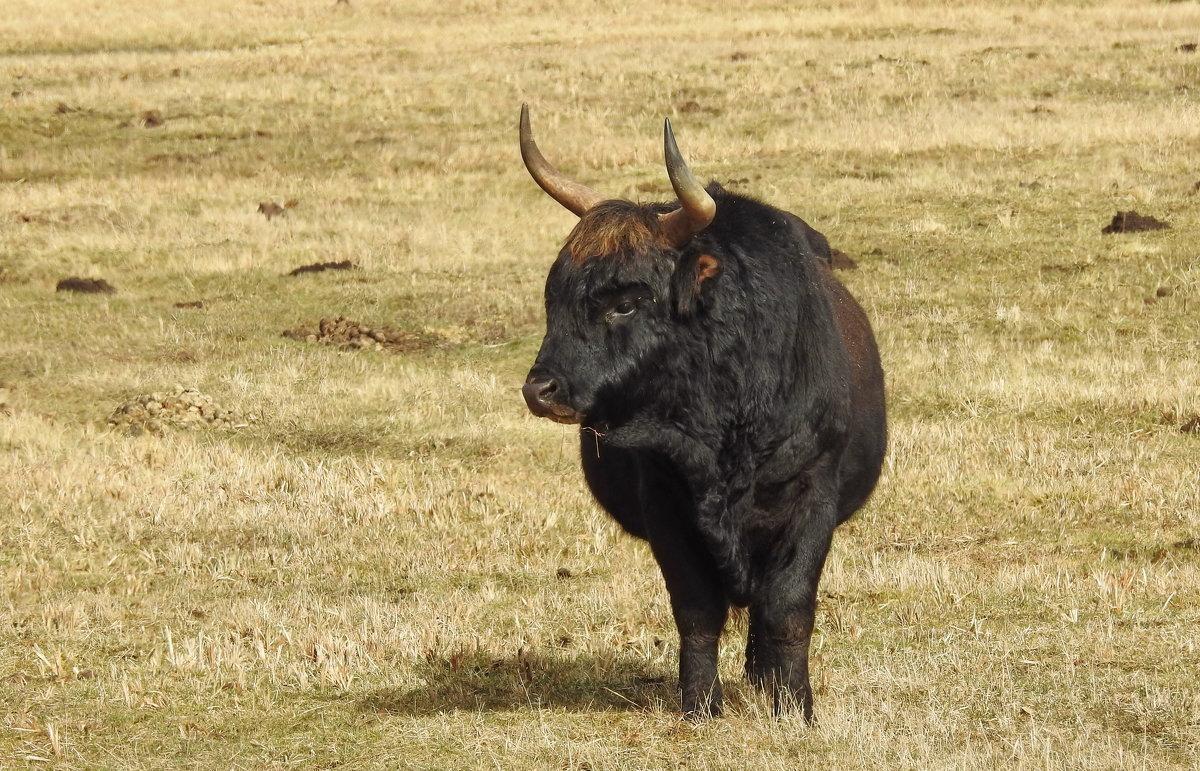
[522,374,582,424]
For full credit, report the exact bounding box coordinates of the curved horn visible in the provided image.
[659,118,716,248]
[520,104,606,217]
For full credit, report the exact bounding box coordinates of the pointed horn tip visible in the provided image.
[658,116,716,244]
[517,105,606,217]
[662,119,690,179]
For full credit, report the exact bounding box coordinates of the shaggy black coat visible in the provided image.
[524,183,887,719]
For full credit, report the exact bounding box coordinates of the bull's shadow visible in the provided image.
[360,648,674,715]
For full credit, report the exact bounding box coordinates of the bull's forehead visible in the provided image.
[563,199,673,263]
[548,235,673,304]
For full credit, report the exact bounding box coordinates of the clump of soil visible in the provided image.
[286,260,357,277]
[829,248,859,270]
[139,110,164,128]
[258,199,299,220]
[107,387,256,436]
[1101,211,1170,234]
[1144,286,1180,305]
[258,202,285,219]
[283,316,439,353]
[56,277,117,294]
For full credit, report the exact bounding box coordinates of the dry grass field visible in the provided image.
[2,0,1199,767]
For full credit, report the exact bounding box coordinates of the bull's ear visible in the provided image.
[671,253,721,317]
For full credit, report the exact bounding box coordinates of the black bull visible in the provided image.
[518,106,887,719]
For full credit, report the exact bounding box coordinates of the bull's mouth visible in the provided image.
[540,407,584,425]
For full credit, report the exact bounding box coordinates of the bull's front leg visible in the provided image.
[747,492,837,721]
[747,592,819,719]
[644,517,729,718]
[664,560,728,718]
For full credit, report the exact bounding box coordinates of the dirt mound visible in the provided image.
[829,248,860,270]
[286,260,357,277]
[107,387,256,436]
[1101,211,1170,234]
[283,316,439,353]
[139,110,164,128]
[57,277,116,294]
[258,199,299,220]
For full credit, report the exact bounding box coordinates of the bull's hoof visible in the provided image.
[682,701,723,722]
[681,686,723,721]
[771,687,815,722]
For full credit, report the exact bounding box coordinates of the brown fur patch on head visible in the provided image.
[563,200,668,262]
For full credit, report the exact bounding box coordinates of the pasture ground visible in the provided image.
[2,1,1198,768]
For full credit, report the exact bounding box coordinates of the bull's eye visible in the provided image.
[605,300,638,323]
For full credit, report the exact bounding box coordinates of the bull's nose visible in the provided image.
[522,376,560,414]
[523,372,582,423]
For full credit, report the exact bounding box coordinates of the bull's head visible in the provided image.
[519,105,720,427]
